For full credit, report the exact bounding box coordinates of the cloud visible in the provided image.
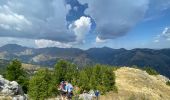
[0,0,76,42]
[149,0,170,11]
[153,39,160,43]
[35,39,72,48]
[154,27,170,43]
[69,16,92,43]
[96,36,106,43]
[162,27,170,40]
[78,0,149,40]
[144,0,170,21]
[0,37,72,48]
[0,5,31,31]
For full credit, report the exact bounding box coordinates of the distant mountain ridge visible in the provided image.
[0,44,170,78]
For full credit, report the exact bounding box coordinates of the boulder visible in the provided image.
[0,75,27,100]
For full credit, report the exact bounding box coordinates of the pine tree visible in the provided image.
[28,68,54,100]
[5,59,29,93]
[6,59,24,81]
[64,63,77,83]
[78,70,90,91]
[54,60,78,85]
[54,60,68,84]
[102,68,115,92]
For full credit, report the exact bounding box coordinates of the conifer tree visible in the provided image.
[29,68,54,100]
[5,59,28,93]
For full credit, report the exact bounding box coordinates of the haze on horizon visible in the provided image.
[0,0,170,49]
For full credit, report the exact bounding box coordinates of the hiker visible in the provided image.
[58,81,67,100]
[65,81,74,100]
[95,90,100,100]
[89,90,95,99]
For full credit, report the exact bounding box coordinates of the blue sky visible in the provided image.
[0,0,170,49]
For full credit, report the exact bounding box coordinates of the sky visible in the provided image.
[0,0,170,49]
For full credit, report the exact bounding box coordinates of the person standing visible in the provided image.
[95,90,100,100]
[65,81,74,100]
[58,81,67,100]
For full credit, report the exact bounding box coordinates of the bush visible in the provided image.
[144,67,159,75]
[166,81,170,86]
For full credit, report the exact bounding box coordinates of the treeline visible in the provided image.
[3,59,117,99]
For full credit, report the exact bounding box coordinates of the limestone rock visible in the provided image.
[0,75,27,100]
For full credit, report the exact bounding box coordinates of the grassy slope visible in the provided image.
[100,67,170,100]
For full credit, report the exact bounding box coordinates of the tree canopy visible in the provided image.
[5,59,29,93]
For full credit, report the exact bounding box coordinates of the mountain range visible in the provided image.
[0,44,170,78]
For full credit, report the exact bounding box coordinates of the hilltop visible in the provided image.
[101,67,170,100]
[1,66,170,100]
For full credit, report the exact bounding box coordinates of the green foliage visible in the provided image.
[78,70,90,91]
[0,59,8,75]
[17,76,29,93]
[54,60,78,85]
[0,68,6,76]
[28,68,57,100]
[131,65,159,76]
[28,60,116,99]
[6,59,23,80]
[5,59,29,93]
[77,64,116,94]
[166,81,170,86]
[144,67,159,75]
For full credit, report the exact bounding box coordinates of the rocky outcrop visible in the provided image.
[0,75,27,100]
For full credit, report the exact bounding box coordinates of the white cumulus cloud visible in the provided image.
[69,16,92,43]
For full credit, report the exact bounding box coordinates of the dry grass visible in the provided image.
[0,94,12,100]
[100,67,170,100]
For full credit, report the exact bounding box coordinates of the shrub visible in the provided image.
[166,81,170,86]
[144,67,159,75]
